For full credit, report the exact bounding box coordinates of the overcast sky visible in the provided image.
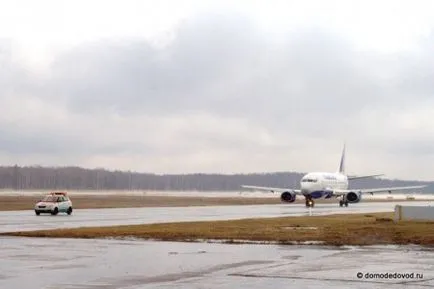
[1,0,434,180]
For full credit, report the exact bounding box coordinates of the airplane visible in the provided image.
[241,145,426,208]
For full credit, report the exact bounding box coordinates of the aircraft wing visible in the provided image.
[241,185,302,194]
[333,185,426,196]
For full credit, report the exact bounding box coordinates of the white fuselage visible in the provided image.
[240,144,426,207]
[300,172,349,199]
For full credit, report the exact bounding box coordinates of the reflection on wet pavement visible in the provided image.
[1,237,433,289]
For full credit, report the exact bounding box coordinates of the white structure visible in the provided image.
[394,205,434,222]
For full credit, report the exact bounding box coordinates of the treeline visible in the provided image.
[0,165,431,193]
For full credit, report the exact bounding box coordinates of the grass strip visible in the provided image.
[2,212,434,246]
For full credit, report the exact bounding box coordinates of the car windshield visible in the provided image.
[41,195,58,202]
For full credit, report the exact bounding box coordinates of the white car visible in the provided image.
[34,192,73,215]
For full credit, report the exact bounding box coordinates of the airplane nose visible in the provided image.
[301,180,316,189]
[301,183,310,195]
[301,182,310,190]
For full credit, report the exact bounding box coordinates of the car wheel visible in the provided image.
[51,207,58,215]
[35,210,40,216]
[67,207,73,215]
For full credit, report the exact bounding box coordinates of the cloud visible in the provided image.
[1,14,434,180]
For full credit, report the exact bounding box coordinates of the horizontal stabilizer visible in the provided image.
[347,174,384,180]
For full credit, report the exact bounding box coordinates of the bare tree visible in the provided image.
[0,165,429,193]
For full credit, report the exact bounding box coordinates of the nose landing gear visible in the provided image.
[305,196,314,207]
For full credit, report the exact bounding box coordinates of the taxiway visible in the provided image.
[0,236,433,289]
[0,201,432,233]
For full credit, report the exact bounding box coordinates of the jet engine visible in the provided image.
[280,191,296,203]
[345,191,362,203]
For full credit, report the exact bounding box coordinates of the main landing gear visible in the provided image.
[339,196,349,207]
[305,196,314,208]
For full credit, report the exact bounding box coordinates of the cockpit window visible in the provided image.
[301,178,317,183]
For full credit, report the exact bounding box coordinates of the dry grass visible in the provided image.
[3,212,434,246]
[0,195,281,211]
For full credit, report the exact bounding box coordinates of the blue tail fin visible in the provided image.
[338,144,345,174]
